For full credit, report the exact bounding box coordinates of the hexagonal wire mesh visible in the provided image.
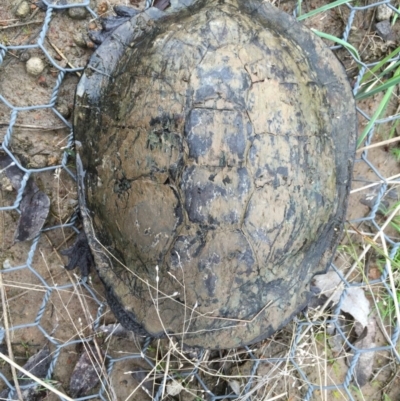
[0,0,400,400]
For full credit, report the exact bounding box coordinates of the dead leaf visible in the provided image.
[327,321,347,355]
[351,318,377,387]
[0,346,51,401]
[166,379,184,396]
[340,287,370,328]
[313,270,342,302]
[229,379,241,395]
[69,346,104,398]
[313,270,370,328]
[0,152,50,242]
[61,231,94,276]
[14,178,50,242]
[0,154,27,192]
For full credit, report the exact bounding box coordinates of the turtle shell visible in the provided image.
[73,0,357,349]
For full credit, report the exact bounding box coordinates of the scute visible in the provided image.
[74,0,357,348]
[185,109,250,166]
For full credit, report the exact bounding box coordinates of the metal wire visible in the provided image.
[0,1,399,400]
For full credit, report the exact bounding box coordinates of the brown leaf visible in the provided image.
[0,346,51,401]
[0,152,50,242]
[313,270,371,328]
[69,346,104,398]
[14,178,50,242]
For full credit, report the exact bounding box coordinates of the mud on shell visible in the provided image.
[73,0,357,349]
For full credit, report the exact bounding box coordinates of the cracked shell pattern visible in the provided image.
[74,0,357,348]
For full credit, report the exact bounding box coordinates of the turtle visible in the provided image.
[72,0,357,349]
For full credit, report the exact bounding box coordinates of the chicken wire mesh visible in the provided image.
[0,0,400,400]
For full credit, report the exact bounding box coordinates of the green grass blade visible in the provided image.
[356,85,394,147]
[358,62,400,99]
[355,73,400,100]
[360,46,400,85]
[297,0,353,21]
[311,29,361,61]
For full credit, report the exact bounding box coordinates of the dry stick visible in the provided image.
[39,248,93,327]
[350,172,400,194]
[161,346,171,400]
[346,229,400,241]
[84,341,116,401]
[45,231,77,252]
[343,203,400,282]
[357,136,400,153]
[0,271,24,401]
[90,334,116,401]
[41,237,116,400]
[264,392,289,401]
[46,39,81,77]
[0,351,75,401]
[0,20,44,30]
[0,122,67,131]
[3,230,77,304]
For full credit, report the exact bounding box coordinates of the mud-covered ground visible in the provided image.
[1,0,400,400]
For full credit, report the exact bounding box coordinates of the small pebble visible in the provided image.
[68,6,87,20]
[19,50,30,62]
[0,177,13,192]
[375,20,395,41]
[376,4,393,21]
[15,1,30,18]
[73,32,87,48]
[26,57,45,76]
[30,154,47,168]
[97,1,108,14]
[37,75,47,87]
[57,103,71,118]
[47,155,59,166]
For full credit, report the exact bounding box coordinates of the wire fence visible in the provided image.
[0,0,400,400]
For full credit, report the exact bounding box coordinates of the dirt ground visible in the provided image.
[1,0,400,400]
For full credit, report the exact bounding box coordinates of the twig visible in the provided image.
[350,172,400,194]
[0,351,75,401]
[262,392,287,401]
[0,20,44,30]
[46,38,81,77]
[0,270,24,401]
[357,136,400,153]
[42,234,116,400]
[0,122,67,131]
